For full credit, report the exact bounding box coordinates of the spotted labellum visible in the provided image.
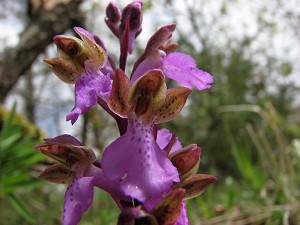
[37,1,216,225]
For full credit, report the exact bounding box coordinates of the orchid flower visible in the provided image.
[35,135,128,225]
[37,1,216,225]
[44,27,112,124]
[101,68,192,209]
[156,128,217,225]
[131,24,213,90]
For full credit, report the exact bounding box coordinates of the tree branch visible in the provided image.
[0,0,84,102]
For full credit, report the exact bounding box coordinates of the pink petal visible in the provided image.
[101,116,179,203]
[66,68,111,124]
[130,51,165,85]
[156,128,182,154]
[43,134,82,146]
[62,176,94,225]
[92,166,129,201]
[162,52,213,90]
[174,201,190,225]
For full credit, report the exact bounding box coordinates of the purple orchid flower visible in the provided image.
[101,69,193,209]
[156,128,190,225]
[35,134,128,225]
[44,27,112,124]
[38,1,217,224]
[131,24,213,90]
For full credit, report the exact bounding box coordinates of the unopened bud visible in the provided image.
[120,1,143,32]
[169,144,201,180]
[106,1,121,24]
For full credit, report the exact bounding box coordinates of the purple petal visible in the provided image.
[66,69,112,124]
[62,176,94,225]
[91,166,129,201]
[43,134,82,146]
[162,52,213,90]
[74,27,95,42]
[130,51,165,85]
[145,24,176,53]
[174,201,190,225]
[101,116,179,203]
[157,128,182,154]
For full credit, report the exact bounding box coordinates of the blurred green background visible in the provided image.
[1,0,300,224]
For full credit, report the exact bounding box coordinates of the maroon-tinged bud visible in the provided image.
[169,144,201,180]
[178,174,217,200]
[120,1,143,34]
[106,1,121,24]
[119,1,143,54]
[145,24,176,53]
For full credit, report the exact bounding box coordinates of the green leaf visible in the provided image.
[7,193,36,224]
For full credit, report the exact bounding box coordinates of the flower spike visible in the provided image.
[40,2,216,224]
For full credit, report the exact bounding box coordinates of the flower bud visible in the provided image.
[120,1,143,34]
[169,144,201,180]
[106,1,121,24]
[120,1,143,53]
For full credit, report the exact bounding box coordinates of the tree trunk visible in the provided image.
[0,0,84,102]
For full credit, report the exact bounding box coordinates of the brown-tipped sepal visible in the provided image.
[108,69,131,117]
[129,70,167,122]
[169,144,201,181]
[159,43,178,55]
[150,189,185,225]
[43,57,83,84]
[178,174,217,200]
[154,87,191,124]
[74,27,108,68]
[53,35,90,67]
[35,135,96,167]
[38,163,73,184]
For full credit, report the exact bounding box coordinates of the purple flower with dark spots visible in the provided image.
[44,27,112,124]
[35,134,127,225]
[101,69,192,207]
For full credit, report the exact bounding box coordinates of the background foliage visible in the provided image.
[1,0,300,224]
